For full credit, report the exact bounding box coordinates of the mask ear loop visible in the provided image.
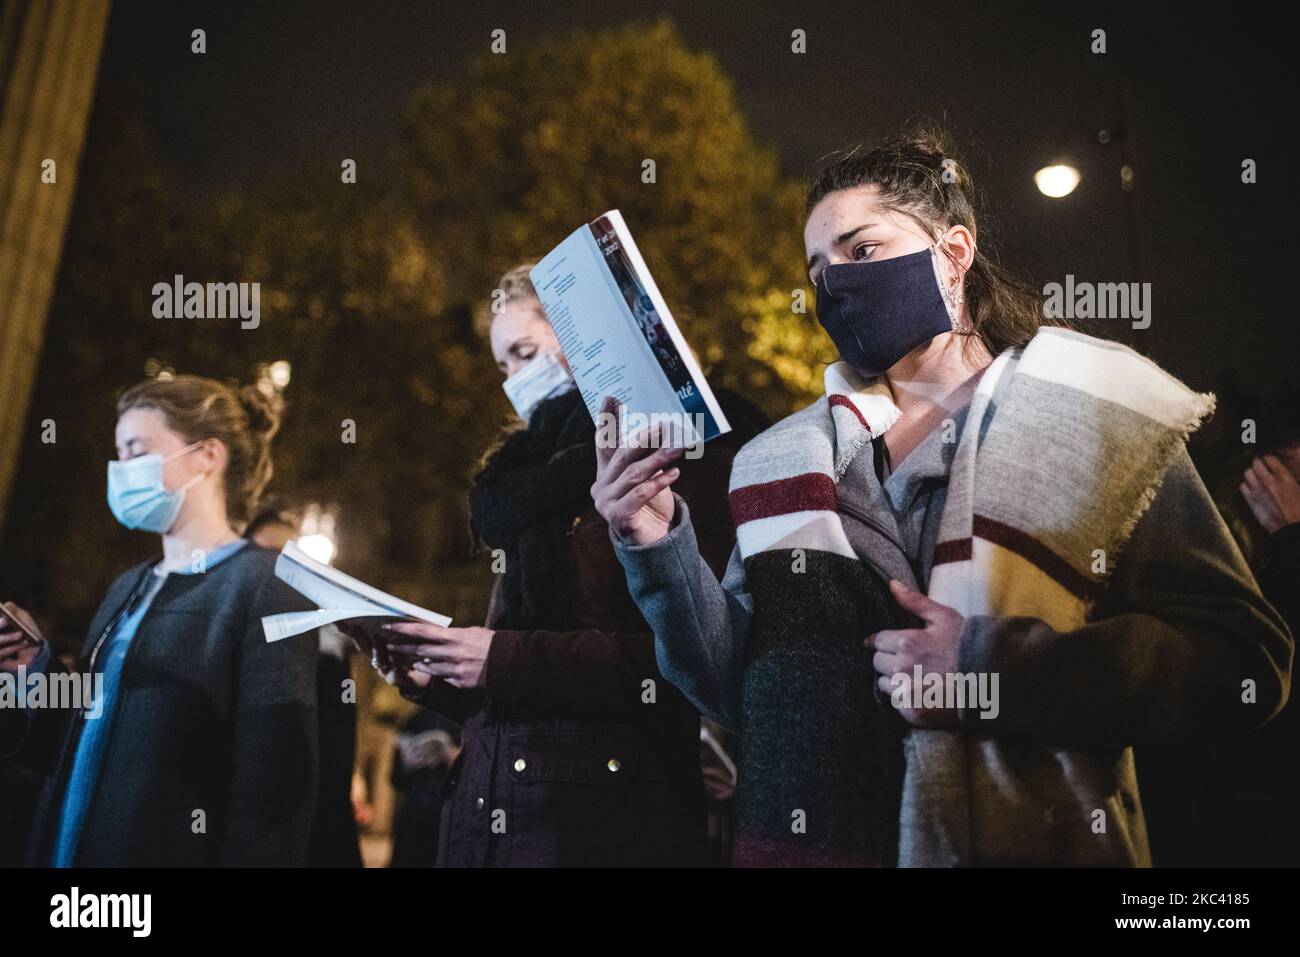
[162,439,206,464]
[932,233,974,332]
[176,471,208,494]
[164,440,210,493]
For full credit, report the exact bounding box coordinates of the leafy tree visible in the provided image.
[0,107,500,637]
[398,19,829,413]
[3,20,836,643]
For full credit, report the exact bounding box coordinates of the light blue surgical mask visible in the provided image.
[501,349,575,422]
[107,441,206,533]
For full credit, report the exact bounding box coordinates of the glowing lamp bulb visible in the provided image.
[297,534,336,565]
[1035,164,1081,198]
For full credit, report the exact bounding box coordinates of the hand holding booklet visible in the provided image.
[261,540,451,643]
[530,210,730,447]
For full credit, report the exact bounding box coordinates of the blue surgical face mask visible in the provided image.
[815,239,960,377]
[107,441,206,533]
[501,349,575,422]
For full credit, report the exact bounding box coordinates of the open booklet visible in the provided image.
[530,210,730,446]
[261,540,451,643]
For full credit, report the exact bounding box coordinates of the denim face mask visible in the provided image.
[815,244,956,377]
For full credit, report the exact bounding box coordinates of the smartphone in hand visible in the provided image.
[1,601,42,647]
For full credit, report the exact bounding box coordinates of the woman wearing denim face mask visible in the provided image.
[342,262,765,867]
[0,375,319,866]
[596,128,1291,868]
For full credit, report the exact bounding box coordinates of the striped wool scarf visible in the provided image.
[927,328,1214,626]
[727,327,1214,866]
[725,359,909,867]
[909,327,1213,866]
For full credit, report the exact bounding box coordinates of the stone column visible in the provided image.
[0,0,111,535]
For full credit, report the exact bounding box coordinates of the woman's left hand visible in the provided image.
[868,580,964,728]
[382,623,494,690]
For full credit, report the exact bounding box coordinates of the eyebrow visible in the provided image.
[496,338,537,370]
[806,222,880,272]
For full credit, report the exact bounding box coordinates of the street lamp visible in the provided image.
[298,502,337,565]
[1034,164,1081,198]
[1037,78,1146,354]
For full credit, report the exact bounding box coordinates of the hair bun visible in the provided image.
[237,384,282,439]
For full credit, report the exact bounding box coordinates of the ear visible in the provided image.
[198,437,229,477]
[939,224,977,274]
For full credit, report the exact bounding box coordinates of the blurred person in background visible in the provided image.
[1203,424,1300,865]
[699,719,737,866]
[0,749,43,868]
[0,375,318,866]
[388,709,461,867]
[347,262,764,866]
[245,503,363,868]
[1240,431,1300,627]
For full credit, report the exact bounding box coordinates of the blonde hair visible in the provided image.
[116,375,281,525]
[473,261,542,339]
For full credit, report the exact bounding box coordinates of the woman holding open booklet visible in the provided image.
[0,375,319,866]
[346,263,761,866]
[596,129,1291,867]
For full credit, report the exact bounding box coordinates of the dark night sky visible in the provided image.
[92,0,1297,398]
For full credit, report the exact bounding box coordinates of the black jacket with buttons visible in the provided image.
[406,434,743,867]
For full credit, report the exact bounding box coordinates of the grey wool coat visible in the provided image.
[614,423,1292,867]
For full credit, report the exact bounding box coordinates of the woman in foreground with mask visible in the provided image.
[0,375,318,866]
[346,263,760,866]
[597,130,1292,867]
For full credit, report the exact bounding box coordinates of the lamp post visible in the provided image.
[1037,77,1147,354]
[1102,78,1148,354]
